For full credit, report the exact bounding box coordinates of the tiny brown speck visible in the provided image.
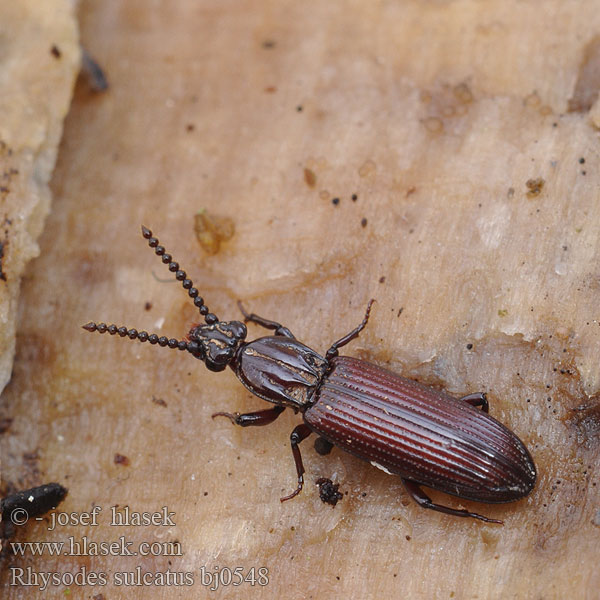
[0,417,13,434]
[51,45,61,59]
[144,301,152,311]
[186,124,195,132]
[303,168,316,188]
[361,217,367,227]
[525,178,545,198]
[114,453,130,466]
[152,396,167,407]
[379,276,386,283]
[453,82,473,104]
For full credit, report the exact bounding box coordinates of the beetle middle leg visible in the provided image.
[325,299,375,361]
[401,479,503,524]
[280,424,312,502]
[212,406,285,427]
[237,301,295,338]
[459,392,489,413]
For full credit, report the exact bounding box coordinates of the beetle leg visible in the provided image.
[212,406,285,427]
[401,479,503,524]
[314,436,334,456]
[459,392,489,413]
[325,299,375,361]
[237,301,295,338]
[280,424,312,502]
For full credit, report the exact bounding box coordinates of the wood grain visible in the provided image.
[2,1,599,598]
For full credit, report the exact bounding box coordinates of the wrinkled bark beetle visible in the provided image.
[83,226,536,524]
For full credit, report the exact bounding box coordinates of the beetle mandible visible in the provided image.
[83,226,536,524]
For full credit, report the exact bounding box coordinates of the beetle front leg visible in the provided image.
[212,406,285,427]
[401,479,503,524]
[326,299,375,360]
[280,424,312,502]
[459,392,489,413]
[237,301,295,338]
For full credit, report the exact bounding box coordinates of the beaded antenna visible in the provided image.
[82,225,220,357]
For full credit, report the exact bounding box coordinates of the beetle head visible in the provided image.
[187,320,247,372]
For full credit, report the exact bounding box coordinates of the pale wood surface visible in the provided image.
[0,1,79,393]
[2,1,600,598]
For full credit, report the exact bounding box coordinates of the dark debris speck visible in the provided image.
[114,453,130,466]
[316,478,343,506]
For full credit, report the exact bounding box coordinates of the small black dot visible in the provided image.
[466,343,473,350]
[332,197,340,205]
[579,157,585,164]
[296,105,303,112]
[351,193,358,201]
[361,217,367,227]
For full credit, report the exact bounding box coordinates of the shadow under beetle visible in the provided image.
[84,226,536,524]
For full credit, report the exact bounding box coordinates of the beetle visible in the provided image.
[83,226,536,524]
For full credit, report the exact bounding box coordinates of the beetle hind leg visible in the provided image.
[401,479,503,524]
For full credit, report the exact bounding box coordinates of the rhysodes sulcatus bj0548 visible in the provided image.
[84,226,536,524]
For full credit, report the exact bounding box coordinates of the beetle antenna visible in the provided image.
[141,225,218,325]
[82,322,204,357]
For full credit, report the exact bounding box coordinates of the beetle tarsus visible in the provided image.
[401,479,503,525]
[280,424,312,502]
[459,392,489,413]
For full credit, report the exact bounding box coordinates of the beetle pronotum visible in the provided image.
[84,226,536,524]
